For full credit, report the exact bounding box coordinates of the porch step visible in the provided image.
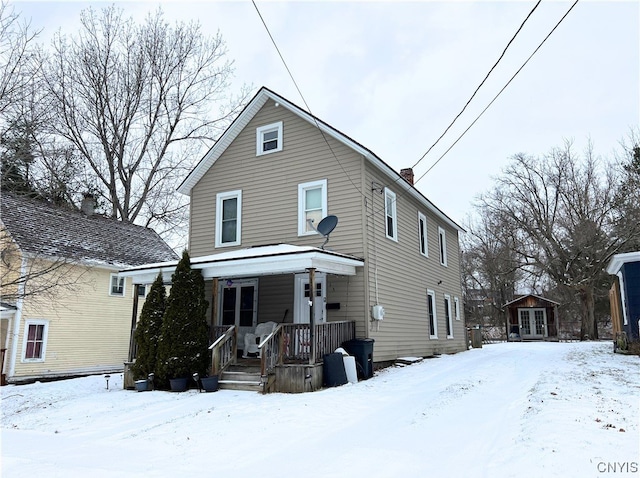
[219,370,263,392]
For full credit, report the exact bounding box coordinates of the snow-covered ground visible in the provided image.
[1,342,638,478]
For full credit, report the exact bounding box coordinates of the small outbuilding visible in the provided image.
[606,252,640,352]
[504,294,559,341]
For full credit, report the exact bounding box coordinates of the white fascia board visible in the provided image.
[606,251,640,275]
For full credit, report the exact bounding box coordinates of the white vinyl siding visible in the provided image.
[444,294,453,338]
[298,179,327,236]
[427,290,437,339]
[438,226,448,266]
[109,273,125,297]
[384,188,397,241]
[418,212,428,257]
[216,190,242,247]
[21,319,49,362]
[256,121,283,155]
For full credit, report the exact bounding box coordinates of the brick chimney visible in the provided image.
[400,168,414,185]
[81,193,96,216]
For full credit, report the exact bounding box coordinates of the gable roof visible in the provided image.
[503,294,560,308]
[177,87,464,232]
[606,251,640,275]
[1,192,178,269]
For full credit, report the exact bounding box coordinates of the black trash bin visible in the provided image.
[342,338,375,379]
[323,352,348,387]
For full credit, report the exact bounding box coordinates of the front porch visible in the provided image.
[210,320,356,393]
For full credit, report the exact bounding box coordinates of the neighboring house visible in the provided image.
[504,294,559,341]
[0,192,178,384]
[121,87,467,392]
[607,252,640,351]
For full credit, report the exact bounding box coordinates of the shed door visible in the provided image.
[518,308,547,339]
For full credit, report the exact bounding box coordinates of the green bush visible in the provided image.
[156,251,209,387]
[131,273,166,384]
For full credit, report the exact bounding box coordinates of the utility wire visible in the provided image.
[251,0,363,196]
[411,0,542,170]
[413,0,580,187]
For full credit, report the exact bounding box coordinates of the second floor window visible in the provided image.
[418,212,428,257]
[216,190,242,247]
[298,179,327,236]
[384,188,397,241]
[438,226,448,266]
[110,273,125,296]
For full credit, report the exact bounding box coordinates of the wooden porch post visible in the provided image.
[210,278,219,343]
[308,268,316,365]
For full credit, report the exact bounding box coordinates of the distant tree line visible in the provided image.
[462,135,640,340]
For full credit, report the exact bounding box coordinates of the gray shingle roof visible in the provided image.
[1,192,178,268]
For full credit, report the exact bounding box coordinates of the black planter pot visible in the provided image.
[200,376,219,392]
[169,377,189,392]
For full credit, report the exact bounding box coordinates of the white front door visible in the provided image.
[518,308,547,338]
[294,273,326,324]
[219,279,258,343]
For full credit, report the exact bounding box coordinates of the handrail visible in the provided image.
[210,325,236,375]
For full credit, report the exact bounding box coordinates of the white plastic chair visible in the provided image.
[243,321,277,358]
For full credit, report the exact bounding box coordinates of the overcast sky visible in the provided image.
[13,0,640,225]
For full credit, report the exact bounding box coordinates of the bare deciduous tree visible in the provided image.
[0,0,39,117]
[476,141,640,340]
[41,5,250,240]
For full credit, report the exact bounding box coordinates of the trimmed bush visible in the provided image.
[156,251,209,387]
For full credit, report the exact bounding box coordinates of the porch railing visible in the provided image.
[209,325,237,375]
[259,321,355,376]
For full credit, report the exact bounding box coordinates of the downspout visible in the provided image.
[8,257,28,380]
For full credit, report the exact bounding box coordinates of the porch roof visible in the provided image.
[118,244,364,284]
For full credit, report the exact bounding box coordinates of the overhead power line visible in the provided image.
[411,0,542,171]
[412,0,580,188]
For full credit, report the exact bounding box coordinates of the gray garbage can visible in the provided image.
[470,326,483,348]
[342,338,375,379]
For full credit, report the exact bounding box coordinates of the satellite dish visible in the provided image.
[314,215,338,250]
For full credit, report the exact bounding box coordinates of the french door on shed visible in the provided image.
[518,308,547,339]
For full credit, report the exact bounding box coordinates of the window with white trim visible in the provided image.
[216,190,242,247]
[438,226,448,266]
[444,294,453,338]
[135,284,147,298]
[418,212,428,257]
[110,273,125,297]
[256,121,283,155]
[22,320,49,362]
[454,296,460,321]
[384,188,397,241]
[298,179,327,236]
[427,289,438,339]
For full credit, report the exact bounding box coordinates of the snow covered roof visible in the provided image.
[177,87,464,233]
[119,244,364,284]
[1,192,178,269]
[606,251,640,274]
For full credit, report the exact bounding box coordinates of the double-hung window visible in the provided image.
[256,121,283,155]
[454,297,460,321]
[110,273,125,296]
[427,289,437,339]
[418,212,428,257]
[438,226,448,266]
[298,179,327,236]
[216,190,242,247]
[444,294,454,338]
[384,188,397,241]
[22,320,49,362]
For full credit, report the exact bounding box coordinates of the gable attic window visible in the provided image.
[216,190,242,247]
[384,188,397,241]
[110,273,125,297]
[22,320,49,361]
[298,179,327,236]
[256,121,283,156]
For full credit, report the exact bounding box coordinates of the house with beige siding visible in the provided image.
[0,193,177,384]
[121,87,466,392]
